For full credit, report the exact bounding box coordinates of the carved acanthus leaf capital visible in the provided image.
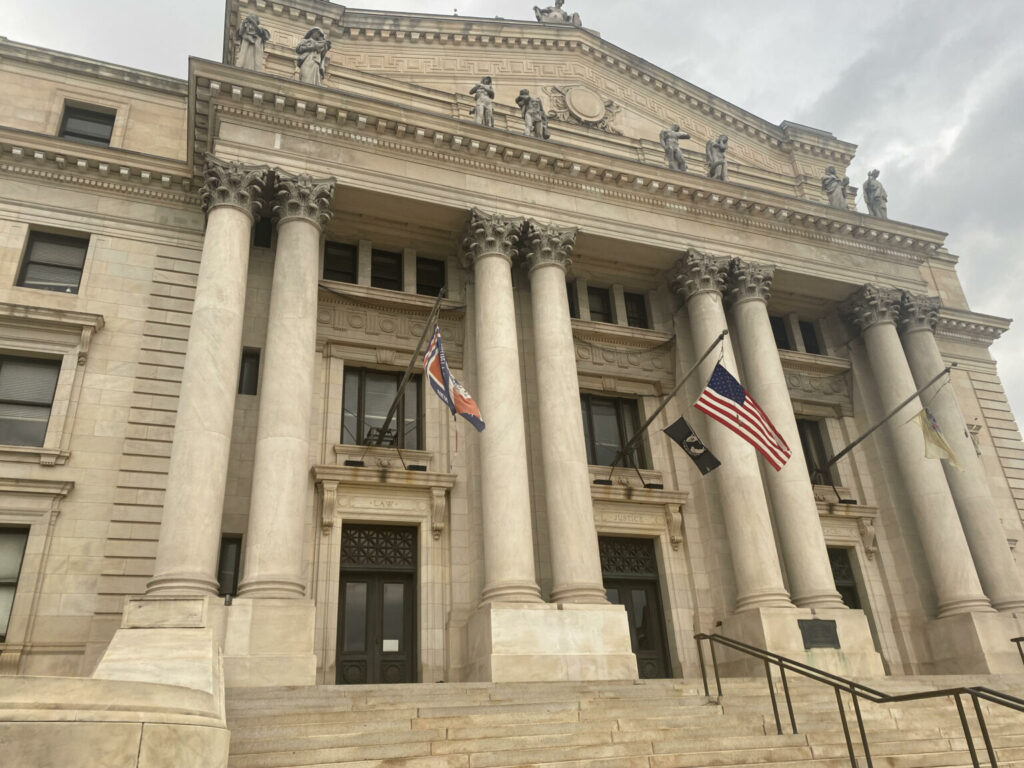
[460,208,526,265]
[727,258,775,305]
[200,154,269,219]
[668,248,730,302]
[840,284,903,333]
[899,292,942,335]
[521,220,578,272]
[272,170,335,229]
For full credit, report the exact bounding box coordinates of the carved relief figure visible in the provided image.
[533,0,582,26]
[469,77,495,128]
[659,124,690,172]
[706,134,729,181]
[516,89,550,140]
[235,14,270,72]
[822,166,850,209]
[862,169,888,219]
[296,27,331,86]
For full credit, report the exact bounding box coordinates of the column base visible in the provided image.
[465,601,637,682]
[717,606,885,678]
[236,576,306,599]
[145,573,220,597]
[480,580,544,603]
[222,597,317,687]
[925,610,1024,674]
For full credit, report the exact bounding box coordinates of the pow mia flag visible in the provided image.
[663,416,721,475]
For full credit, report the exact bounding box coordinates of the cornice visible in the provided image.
[318,281,465,319]
[571,319,674,351]
[777,349,851,377]
[0,302,104,334]
[935,308,1011,346]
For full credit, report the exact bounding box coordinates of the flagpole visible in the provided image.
[601,329,728,482]
[374,287,448,447]
[822,363,956,472]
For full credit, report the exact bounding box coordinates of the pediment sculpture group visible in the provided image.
[235,6,889,219]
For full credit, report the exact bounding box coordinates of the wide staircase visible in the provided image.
[226,674,1024,768]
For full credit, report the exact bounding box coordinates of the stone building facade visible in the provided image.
[2,1,1024,760]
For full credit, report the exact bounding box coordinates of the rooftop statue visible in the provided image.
[706,134,729,181]
[822,165,850,209]
[235,14,270,72]
[659,124,691,172]
[516,89,551,140]
[533,0,582,27]
[469,77,495,128]
[296,27,331,86]
[862,169,888,219]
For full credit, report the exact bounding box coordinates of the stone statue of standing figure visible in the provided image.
[236,14,270,72]
[469,77,495,128]
[862,169,888,219]
[659,124,690,172]
[706,134,729,181]
[296,27,331,86]
[516,89,550,140]
[533,0,582,26]
[822,166,850,209]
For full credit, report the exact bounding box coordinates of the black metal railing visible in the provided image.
[1012,637,1024,667]
[695,632,1024,768]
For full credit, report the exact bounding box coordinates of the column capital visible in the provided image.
[521,220,578,273]
[668,248,730,302]
[840,284,903,333]
[461,208,525,266]
[727,258,775,306]
[899,292,942,335]
[272,170,335,229]
[200,153,268,220]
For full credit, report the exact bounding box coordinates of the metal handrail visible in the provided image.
[695,632,1024,768]
[1012,637,1024,667]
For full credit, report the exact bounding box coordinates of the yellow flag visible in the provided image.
[908,408,963,471]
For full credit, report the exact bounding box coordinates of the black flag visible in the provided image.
[664,416,721,475]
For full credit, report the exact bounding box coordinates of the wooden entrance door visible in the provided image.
[336,524,417,685]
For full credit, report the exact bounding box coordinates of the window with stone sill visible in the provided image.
[58,104,115,147]
[323,241,358,284]
[580,393,648,469]
[796,418,838,486]
[17,231,90,295]
[415,257,445,297]
[342,367,422,450]
[0,527,28,643]
[769,313,824,356]
[370,249,403,292]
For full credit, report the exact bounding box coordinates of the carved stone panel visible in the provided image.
[543,85,623,135]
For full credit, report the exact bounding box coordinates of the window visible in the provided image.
[58,104,115,147]
[237,348,260,396]
[342,368,421,449]
[217,535,243,597]
[17,232,89,294]
[370,249,403,291]
[828,547,862,609]
[567,282,580,319]
[0,356,61,447]
[624,292,649,329]
[324,242,358,283]
[769,315,792,350]
[416,257,445,297]
[0,527,29,642]
[587,286,613,323]
[796,418,836,485]
[252,217,273,248]
[581,394,647,468]
[799,321,822,355]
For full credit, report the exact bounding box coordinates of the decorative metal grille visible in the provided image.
[341,524,416,570]
[599,536,657,577]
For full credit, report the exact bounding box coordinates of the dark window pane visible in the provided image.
[0,357,61,447]
[0,527,28,642]
[799,321,822,355]
[343,582,368,652]
[364,372,398,441]
[624,292,649,328]
[567,282,579,319]
[605,587,620,604]
[402,378,419,448]
[382,582,405,652]
[342,368,421,449]
[238,349,260,395]
[416,258,445,296]
[589,397,621,466]
[587,286,613,323]
[371,250,403,291]
[631,588,651,650]
[581,394,646,469]
[828,548,861,609]
[59,106,115,146]
[342,368,361,444]
[252,218,273,248]
[797,419,835,485]
[18,232,89,294]
[769,315,792,350]
[324,242,358,283]
[217,536,242,597]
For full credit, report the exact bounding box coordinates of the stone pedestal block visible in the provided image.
[718,607,885,678]
[925,611,1024,674]
[465,601,638,682]
[222,597,317,687]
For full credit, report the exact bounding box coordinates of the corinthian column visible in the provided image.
[727,260,845,609]
[461,209,542,603]
[521,220,606,604]
[899,293,1024,612]
[238,171,335,598]
[670,250,792,611]
[841,285,991,617]
[148,155,267,596]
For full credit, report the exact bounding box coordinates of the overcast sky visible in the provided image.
[3,0,1022,422]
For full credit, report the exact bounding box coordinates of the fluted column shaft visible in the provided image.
[671,251,792,611]
[149,157,267,596]
[899,294,1024,612]
[239,172,335,598]
[523,222,606,604]
[728,260,845,609]
[462,209,542,603]
[842,285,991,618]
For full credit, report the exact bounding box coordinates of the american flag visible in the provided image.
[694,363,791,470]
[423,324,485,432]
